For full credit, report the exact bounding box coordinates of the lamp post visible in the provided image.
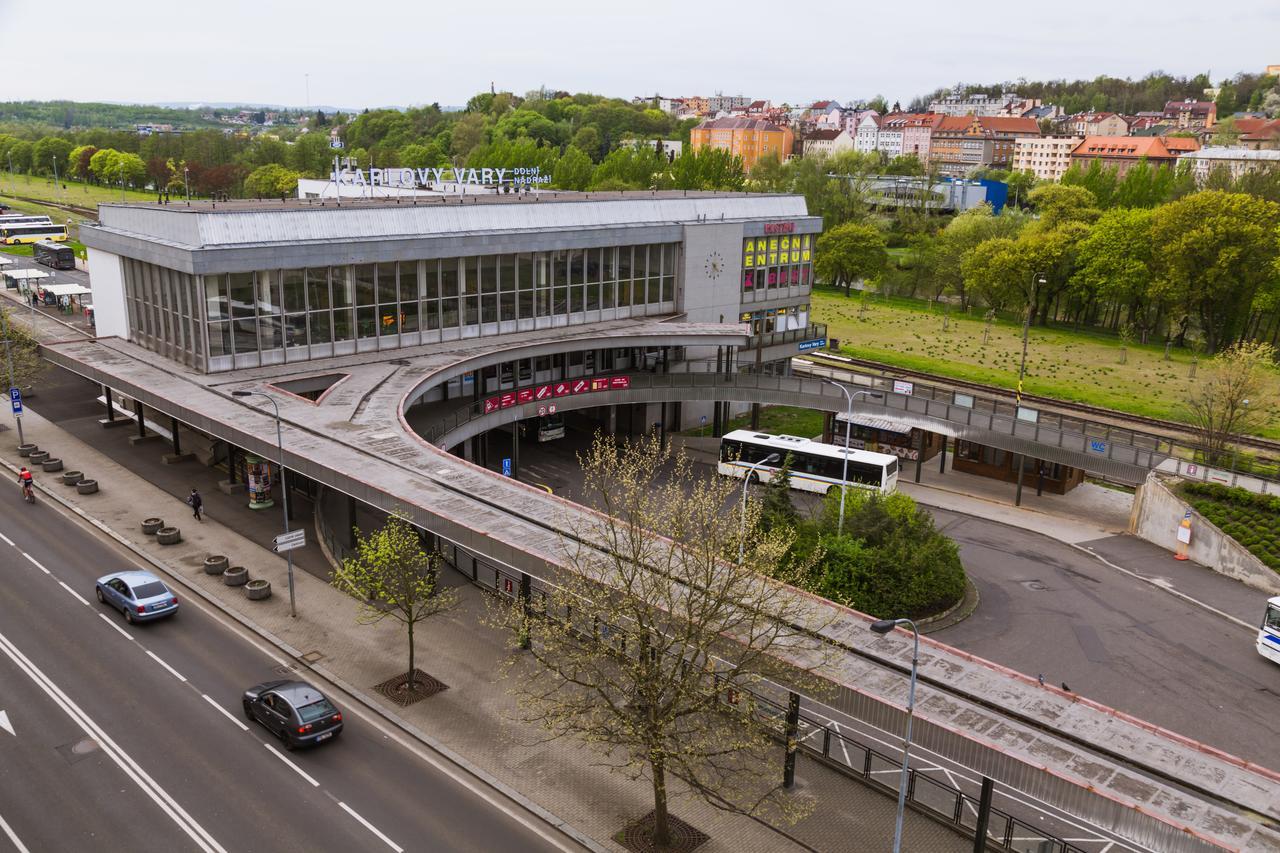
[823,380,874,537]
[231,390,296,617]
[183,166,190,202]
[1017,273,1047,408]
[870,617,920,853]
[738,452,780,566]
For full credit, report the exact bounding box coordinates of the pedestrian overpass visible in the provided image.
[43,324,1280,853]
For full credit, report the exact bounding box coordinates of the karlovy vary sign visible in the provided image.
[330,156,551,189]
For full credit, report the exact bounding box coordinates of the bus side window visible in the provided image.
[720,440,741,462]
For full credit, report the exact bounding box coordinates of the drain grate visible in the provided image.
[616,811,709,853]
[300,650,325,664]
[373,669,448,707]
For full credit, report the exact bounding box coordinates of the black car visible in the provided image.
[243,680,343,750]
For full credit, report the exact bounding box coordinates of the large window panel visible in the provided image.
[307,268,331,310]
[333,307,353,342]
[499,290,516,322]
[258,315,282,351]
[400,301,419,333]
[355,264,376,306]
[479,256,497,294]
[617,246,632,282]
[462,257,479,296]
[333,267,354,309]
[499,254,515,292]
[441,258,459,297]
[283,269,306,313]
[257,269,280,315]
[284,314,307,348]
[552,250,568,287]
[356,306,376,338]
[634,246,648,284]
[440,297,459,328]
[569,250,585,286]
[423,259,440,300]
[208,321,231,357]
[517,254,534,291]
[481,294,497,324]
[377,262,397,304]
[463,296,479,326]
[229,272,254,319]
[602,280,616,309]
[517,290,533,319]
[423,300,440,331]
[308,311,332,344]
[231,317,257,354]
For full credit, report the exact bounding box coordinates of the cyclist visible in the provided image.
[18,467,33,502]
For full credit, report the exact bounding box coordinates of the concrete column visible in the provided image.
[1014,454,1026,506]
[104,386,116,422]
[170,417,181,455]
[134,400,146,438]
[1036,461,1045,497]
[511,426,519,479]
[914,430,924,484]
[939,434,947,474]
[347,495,358,550]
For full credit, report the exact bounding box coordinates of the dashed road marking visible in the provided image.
[339,801,404,852]
[145,650,186,683]
[201,695,249,732]
[98,613,134,641]
[56,580,89,606]
[263,742,320,787]
[22,553,49,574]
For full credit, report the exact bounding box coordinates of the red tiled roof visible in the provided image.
[695,116,786,132]
[805,129,845,141]
[1160,136,1201,153]
[1072,136,1173,159]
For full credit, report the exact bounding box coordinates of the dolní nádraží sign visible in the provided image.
[330,157,551,189]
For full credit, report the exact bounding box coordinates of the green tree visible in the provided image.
[288,132,334,176]
[331,513,458,692]
[589,144,664,190]
[1027,183,1100,228]
[244,163,301,198]
[1150,191,1280,352]
[815,222,888,295]
[0,308,45,390]
[1215,85,1237,120]
[570,125,602,160]
[451,112,489,162]
[551,145,594,190]
[1061,160,1117,208]
[1072,208,1157,337]
[398,142,446,170]
[6,140,33,173]
[933,204,1026,309]
[1004,170,1036,208]
[667,146,745,191]
[761,452,798,530]
[31,136,73,177]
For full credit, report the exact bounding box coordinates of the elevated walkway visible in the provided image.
[42,330,1280,853]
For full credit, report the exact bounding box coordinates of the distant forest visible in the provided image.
[909,70,1280,117]
[0,100,310,131]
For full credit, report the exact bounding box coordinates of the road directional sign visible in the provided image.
[272,529,306,553]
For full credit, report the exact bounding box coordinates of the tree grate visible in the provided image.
[615,811,709,853]
[372,669,448,707]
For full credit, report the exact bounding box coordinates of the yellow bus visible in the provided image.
[0,221,68,244]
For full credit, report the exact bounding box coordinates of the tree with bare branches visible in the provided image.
[494,434,833,848]
[1185,341,1277,465]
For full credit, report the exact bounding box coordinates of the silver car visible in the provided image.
[95,571,179,623]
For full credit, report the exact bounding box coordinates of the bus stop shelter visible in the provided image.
[43,282,92,315]
[2,268,49,290]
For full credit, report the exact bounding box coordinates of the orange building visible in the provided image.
[689,117,795,171]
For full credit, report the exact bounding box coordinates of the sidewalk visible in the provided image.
[9,401,969,853]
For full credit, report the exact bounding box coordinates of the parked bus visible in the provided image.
[1258,597,1280,664]
[0,221,68,244]
[537,414,565,442]
[33,240,76,270]
[718,430,899,495]
[0,214,53,225]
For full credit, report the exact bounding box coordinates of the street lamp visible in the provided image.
[870,617,920,853]
[738,452,780,566]
[823,379,875,537]
[231,390,297,617]
[1017,273,1047,408]
[183,166,190,202]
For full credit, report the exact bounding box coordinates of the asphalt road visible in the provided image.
[515,425,1280,773]
[929,507,1280,771]
[0,485,573,852]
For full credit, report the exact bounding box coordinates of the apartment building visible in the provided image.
[1061,112,1130,137]
[1069,136,1200,176]
[689,117,795,170]
[1183,147,1280,182]
[880,113,943,164]
[1162,100,1217,130]
[931,116,1041,177]
[927,90,1021,117]
[802,128,854,158]
[1012,136,1083,181]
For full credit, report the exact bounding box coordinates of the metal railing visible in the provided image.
[745,323,828,350]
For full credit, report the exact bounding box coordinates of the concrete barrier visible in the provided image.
[1130,472,1280,595]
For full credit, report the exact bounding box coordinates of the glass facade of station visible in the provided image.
[123,243,680,372]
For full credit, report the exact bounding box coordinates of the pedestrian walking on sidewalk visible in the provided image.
[29,290,38,309]
[187,488,203,522]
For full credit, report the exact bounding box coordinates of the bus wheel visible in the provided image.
[747,471,760,485]
[827,485,842,497]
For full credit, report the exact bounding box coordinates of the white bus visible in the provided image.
[1258,597,1280,664]
[0,220,68,244]
[718,430,899,495]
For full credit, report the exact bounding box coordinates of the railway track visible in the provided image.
[801,350,1280,458]
[0,193,98,220]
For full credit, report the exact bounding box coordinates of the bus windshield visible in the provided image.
[1264,604,1280,633]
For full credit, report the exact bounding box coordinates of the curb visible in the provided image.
[2,450,609,853]
[919,577,980,635]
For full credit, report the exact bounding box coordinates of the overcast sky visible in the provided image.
[4,0,1277,110]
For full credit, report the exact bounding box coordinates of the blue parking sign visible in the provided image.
[9,387,21,416]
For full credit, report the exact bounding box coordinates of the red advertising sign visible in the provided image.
[499,392,516,409]
[517,388,534,404]
[590,378,609,391]
[610,376,631,390]
[484,398,500,414]
[553,382,572,397]
[764,221,795,234]
[572,379,589,394]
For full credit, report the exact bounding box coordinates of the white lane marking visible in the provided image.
[338,802,404,852]
[145,650,187,683]
[56,580,90,606]
[0,711,12,737]
[263,743,320,787]
[0,532,15,548]
[21,554,49,575]
[97,613,133,641]
[201,695,249,733]
[0,808,30,853]
[0,630,225,852]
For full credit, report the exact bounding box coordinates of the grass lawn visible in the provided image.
[682,405,825,438]
[812,287,1280,439]
[0,239,86,259]
[0,172,154,207]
